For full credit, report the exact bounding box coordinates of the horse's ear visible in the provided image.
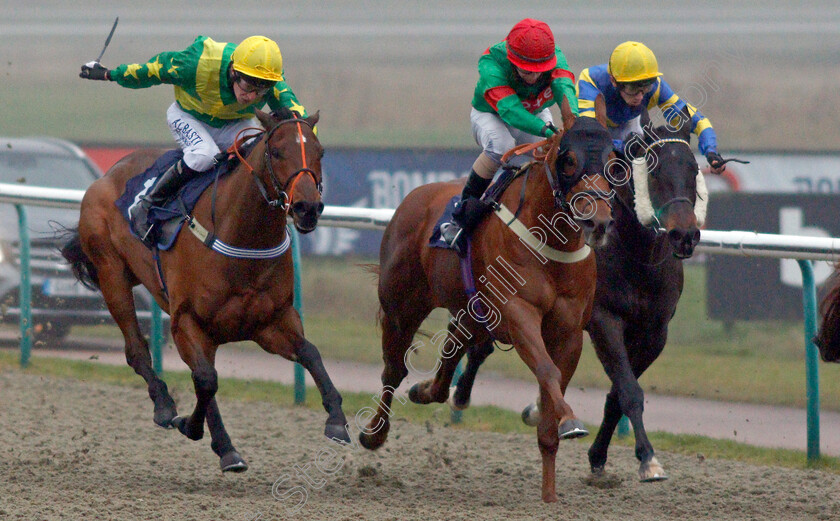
[560,96,576,132]
[306,110,320,128]
[676,105,693,140]
[255,109,276,129]
[594,94,608,128]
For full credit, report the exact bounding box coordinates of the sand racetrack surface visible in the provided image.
[2,370,839,521]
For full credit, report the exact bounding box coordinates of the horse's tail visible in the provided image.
[59,227,100,291]
[815,265,840,355]
[359,263,384,330]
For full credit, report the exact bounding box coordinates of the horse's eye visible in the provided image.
[271,149,283,160]
[563,155,576,168]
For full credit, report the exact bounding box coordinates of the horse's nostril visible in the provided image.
[292,201,306,214]
[316,202,325,215]
[668,229,682,243]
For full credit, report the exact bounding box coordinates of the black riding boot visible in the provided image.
[440,170,493,254]
[129,158,196,246]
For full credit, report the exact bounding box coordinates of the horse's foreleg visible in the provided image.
[295,339,349,443]
[507,302,582,503]
[95,260,177,427]
[254,311,349,444]
[205,398,248,472]
[586,310,631,475]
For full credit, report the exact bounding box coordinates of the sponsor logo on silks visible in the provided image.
[171,118,203,147]
[521,87,553,112]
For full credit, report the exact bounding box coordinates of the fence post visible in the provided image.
[290,227,306,405]
[15,205,31,367]
[151,302,163,375]
[797,259,821,462]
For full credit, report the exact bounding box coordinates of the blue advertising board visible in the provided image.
[302,148,474,257]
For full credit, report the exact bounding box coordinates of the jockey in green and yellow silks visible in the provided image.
[80,35,307,244]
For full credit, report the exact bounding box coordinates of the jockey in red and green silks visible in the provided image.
[79,35,308,243]
[442,18,580,253]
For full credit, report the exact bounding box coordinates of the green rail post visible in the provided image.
[450,360,464,424]
[151,302,163,375]
[15,205,31,367]
[290,227,306,405]
[797,259,821,462]
[617,415,630,438]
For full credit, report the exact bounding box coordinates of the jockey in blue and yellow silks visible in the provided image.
[577,41,725,174]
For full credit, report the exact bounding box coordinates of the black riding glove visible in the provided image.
[80,61,111,81]
[706,151,724,170]
[542,122,560,138]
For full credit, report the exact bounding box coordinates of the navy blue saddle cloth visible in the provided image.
[428,166,520,250]
[114,150,234,250]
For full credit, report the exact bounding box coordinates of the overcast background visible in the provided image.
[2,1,839,150]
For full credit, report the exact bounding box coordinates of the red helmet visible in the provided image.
[505,18,557,73]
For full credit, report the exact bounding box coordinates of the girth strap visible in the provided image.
[187,216,291,259]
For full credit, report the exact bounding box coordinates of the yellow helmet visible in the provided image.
[232,36,284,82]
[608,41,662,83]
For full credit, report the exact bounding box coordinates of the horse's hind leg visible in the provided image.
[359,311,427,450]
[408,319,477,406]
[92,251,177,427]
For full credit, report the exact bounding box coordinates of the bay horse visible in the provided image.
[452,107,709,482]
[60,109,349,472]
[358,115,615,503]
[815,268,840,362]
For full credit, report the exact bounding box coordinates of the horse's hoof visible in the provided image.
[407,383,423,404]
[521,403,541,427]
[447,386,470,411]
[639,457,668,482]
[325,423,351,444]
[220,451,248,473]
[558,419,589,439]
[153,408,177,429]
[171,416,203,441]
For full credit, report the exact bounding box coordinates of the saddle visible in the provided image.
[429,164,528,253]
[114,150,240,250]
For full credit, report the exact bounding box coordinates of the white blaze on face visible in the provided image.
[296,135,307,144]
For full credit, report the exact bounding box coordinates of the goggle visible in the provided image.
[235,72,276,96]
[618,79,656,95]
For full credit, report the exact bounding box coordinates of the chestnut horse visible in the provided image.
[60,109,349,472]
[358,116,615,503]
[815,268,840,362]
[452,108,710,482]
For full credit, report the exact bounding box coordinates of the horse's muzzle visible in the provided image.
[581,216,614,248]
[291,200,324,234]
[668,227,701,259]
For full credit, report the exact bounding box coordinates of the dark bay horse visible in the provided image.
[815,268,840,362]
[61,109,349,472]
[452,107,707,482]
[358,116,615,503]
